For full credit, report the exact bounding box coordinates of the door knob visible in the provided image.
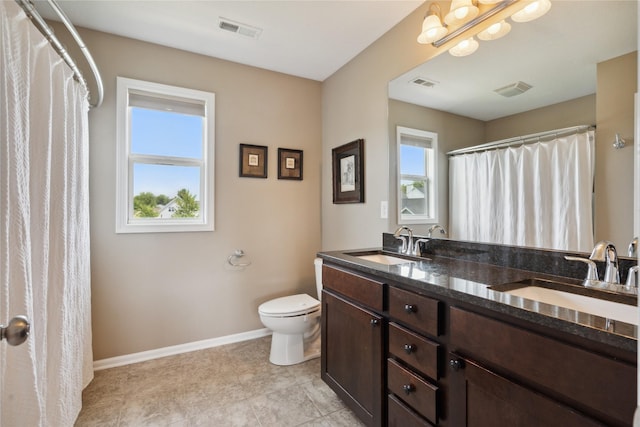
[450,358,464,372]
[1,315,30,346]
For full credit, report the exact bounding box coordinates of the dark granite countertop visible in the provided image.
[318,248,637,353]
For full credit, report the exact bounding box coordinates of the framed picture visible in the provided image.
[278,148,303,180]
[239,144,268,178]
[332,139,364,203]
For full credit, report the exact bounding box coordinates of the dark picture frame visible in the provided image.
[277,148,303,180]
[332,139,364,204]
[239,144,268,178]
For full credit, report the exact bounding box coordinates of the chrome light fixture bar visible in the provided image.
[432,0,517,48]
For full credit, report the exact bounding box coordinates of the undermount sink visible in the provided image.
[355,254,417,265]
[491,279,637,325]
[347,251,419,266]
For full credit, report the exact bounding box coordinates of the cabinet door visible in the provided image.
[321,290,384,427]
[448,353,604,427]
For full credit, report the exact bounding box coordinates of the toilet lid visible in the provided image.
[259,294,320,317]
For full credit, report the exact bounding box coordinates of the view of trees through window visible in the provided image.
[133,188,200,218]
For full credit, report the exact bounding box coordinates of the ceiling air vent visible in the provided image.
[218,17,263,39]
[410,77,438,88]
[494,81,533,97]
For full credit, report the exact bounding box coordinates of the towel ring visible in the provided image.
[227,249,251,268]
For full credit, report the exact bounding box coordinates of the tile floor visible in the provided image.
[75,336,364,426]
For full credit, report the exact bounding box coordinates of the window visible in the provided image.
[116,77,215,233]
[397,126,438,224]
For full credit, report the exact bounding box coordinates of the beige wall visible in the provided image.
[595,52,637,249]
[53,24,322,360]
[321,3,440,250]
[485,95,596,142]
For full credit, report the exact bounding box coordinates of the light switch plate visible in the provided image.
[380,201,388,219]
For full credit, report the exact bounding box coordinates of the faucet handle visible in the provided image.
[629,237,638,257]
[394,235,407,254]
[412,238,430,256]
[625,265,639,289]
[564,256,599,284]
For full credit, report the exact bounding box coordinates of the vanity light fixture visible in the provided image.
[420,0,552,57]
[511,0,552,22]
[449,37,479,57]
[444,0,479,26]
[477,19,511,40]
[417,4,448,44]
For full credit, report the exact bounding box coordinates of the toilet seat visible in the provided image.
[259,294,320,318]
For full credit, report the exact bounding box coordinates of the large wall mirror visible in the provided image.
[388,1,638,254]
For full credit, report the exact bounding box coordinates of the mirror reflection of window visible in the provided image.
[397,126,438,224]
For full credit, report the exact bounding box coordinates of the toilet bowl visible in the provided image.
[258,258,323,365]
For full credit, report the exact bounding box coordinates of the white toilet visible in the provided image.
[258,258,323,365]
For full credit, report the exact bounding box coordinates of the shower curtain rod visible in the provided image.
[446,125,595,156]
[15,0,104,108]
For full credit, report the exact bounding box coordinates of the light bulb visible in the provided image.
[454,6,470,20]
[449,37,479,57]
[478,20,511,41]
[511,0,552,23]
[417,13,448,44]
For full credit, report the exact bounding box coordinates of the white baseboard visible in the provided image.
[93,328,272,371]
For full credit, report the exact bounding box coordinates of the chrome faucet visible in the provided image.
[394,226,413,255]
[427,224,446,238]
[589,241,620,284]
[628,237,638,257]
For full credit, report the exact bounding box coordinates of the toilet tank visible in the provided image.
[314,258,323,301]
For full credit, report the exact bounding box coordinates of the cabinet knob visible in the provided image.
[450,358,464,372]
[370,318,379,326]
[404,304,417,314]
[402,384,415,395]
[403,343,416,354]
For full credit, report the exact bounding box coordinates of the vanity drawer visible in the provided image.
[388,358,438,424]
[389,286,440,336]
[322,265,384,311]
[389,322,439,380]
[388,394,432,427]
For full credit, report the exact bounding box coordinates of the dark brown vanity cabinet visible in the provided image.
[321,265,385,427]
[320,261,637,427]
[449,307,636,427]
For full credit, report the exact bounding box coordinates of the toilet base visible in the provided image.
[269,332,321,366]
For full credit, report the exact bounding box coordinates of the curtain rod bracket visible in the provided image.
[613,133,626,149]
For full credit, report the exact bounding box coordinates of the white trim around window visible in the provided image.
[116,77,215,233]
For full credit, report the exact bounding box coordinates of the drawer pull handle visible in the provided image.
[403,344,416,354]
[402,384,415,395]
[404,304,417,314]
[370,318,380,326]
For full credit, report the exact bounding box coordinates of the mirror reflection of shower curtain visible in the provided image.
[449,130,595,252]
[0,2,93,425]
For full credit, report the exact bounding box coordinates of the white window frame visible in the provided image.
[397,126,438,225]
[116,77,215,233]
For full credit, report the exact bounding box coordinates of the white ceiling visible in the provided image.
[389,1,638,121]
[35,0,424,82]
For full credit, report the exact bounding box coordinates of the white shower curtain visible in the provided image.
[449,130,595,252]
[0,2,93,426]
